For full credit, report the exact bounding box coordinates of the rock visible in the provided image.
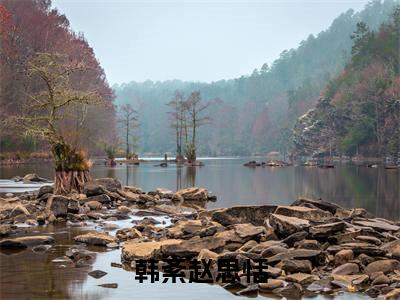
[46,195,70,217]
[197,248,218,263]
[291,197,342,214]
[122,239,182,261]
[266,266,282,278]
[238,240,258,252]
[176,187,208,201]
[334,249,354,266]
[286,272,318,284]
[258,279,284,290]
[282,231,308,247]
[332,274,369,285]
[23,173,49,183]
[88,270,108,279]
[307,278,333,293]
[353,219,400,232]
[74,232,117,246]
[68,199,79,214]
[111,262,122,268]
[116,228,143,241]
[385,288,400,299]
[236,284,258,295]
[85,194,111,204]
[94,178,122,192]
[161,236,225,258]
[365,260,400,275]
[372,274,390,285]
[247,240,284,254]
[281,259,312,273]
[274,205,332,221]
[211,205,277,226]
[332,263,360,275]
[0,235,55,248]
[85,200,103,210]
[117,205,131,214]
[38,185,54,198]
[382,240,400,259]
[273,282,303,298]
[98,283,118,288]
[101,223,120,230]
[269,213,310,236]
[137,194,156,205]
[231,223,265,240]
[268,249,322,264]
[83,183,107,197]
[355,235,382,245]
[327,242,385,256]
[295,239,320,250]
[309,221,346,237]
[261,245,288,258]
[32,244,52,252]
[9,204,30,218]
[0,224,16,236]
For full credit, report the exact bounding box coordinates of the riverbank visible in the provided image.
[1,177,400,299]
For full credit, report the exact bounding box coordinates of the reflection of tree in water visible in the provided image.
[184,166,197,188]
[106,167,116,181]
[294,165,399,220]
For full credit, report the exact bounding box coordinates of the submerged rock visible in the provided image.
[73,232,117,246]
[0,235,55,249]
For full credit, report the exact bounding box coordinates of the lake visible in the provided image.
[1,157,399,220]
[0,157,398,300]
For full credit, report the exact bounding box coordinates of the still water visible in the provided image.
[0,157,398,300]
[1,157,399,219]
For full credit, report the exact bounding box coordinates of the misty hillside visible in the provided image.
[114,0,398,156]
[293,7,400,158]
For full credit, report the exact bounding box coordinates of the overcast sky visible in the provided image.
[52,0,370,85]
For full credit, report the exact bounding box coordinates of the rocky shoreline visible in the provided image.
[1,176,400,299]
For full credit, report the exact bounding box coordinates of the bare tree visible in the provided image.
[167,90,186,162]
[118,104,139,159]
[184,91,210,163]
[10,52,108,194]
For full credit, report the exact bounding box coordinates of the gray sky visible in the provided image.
[52,0,370,85]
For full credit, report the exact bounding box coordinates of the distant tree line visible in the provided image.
[113,0,397,156]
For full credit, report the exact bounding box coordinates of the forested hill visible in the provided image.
[114,0,398,156]
[293,6,400,159]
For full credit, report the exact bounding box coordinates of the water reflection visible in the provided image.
[0,159,398,220]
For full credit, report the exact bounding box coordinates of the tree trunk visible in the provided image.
[54,169,91,195]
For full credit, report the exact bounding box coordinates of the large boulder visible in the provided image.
[23,173,50,183]
[309,221,346,237]
[269,214,310,236]
[211,205,277,226]
[37,185,54,198]
[122,239,182,261]
[82,183,107,197]
[74,232,117,246]
[291,197,342,214]
[274,206,332,221]
[85,194,111,204]
[94,178,122,192]
[175,187,208,201]
[0,235,55,249]
[160,236,226,258]
[231,223,265,240]
[46,195,70,217]
[364,259,400,274]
